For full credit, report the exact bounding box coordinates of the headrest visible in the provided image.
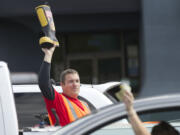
[11,72,38,84]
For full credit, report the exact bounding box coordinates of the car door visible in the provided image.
[91,107,180,135]
[52,94,180,135]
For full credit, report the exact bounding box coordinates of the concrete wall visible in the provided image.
[0,19,43,72]
[0,13,139,73]
[140,0,180,97]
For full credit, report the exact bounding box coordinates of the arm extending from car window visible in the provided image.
[122,90,151,135]
[127,107,151,135]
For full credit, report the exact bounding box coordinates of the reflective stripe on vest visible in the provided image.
[61,95,90,122]
[48,113,53,125]
[80,100,90,115]
[48,108,60,126]
[66,98,78,120]
[80,100,89,109]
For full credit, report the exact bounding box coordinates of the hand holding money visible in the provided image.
[115,83,132,102]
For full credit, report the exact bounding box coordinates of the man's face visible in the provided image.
[61,73,80,98]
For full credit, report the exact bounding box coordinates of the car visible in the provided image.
[50,93,180,135]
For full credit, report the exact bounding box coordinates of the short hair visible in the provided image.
[60,68,79,83]
[151,121,179,135]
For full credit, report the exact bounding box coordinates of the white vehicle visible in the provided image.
[0,61,19,135]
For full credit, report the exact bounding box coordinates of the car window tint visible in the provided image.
[90,107,180,135]
[139,107,180,122]
[90,120,135,135]
[14,93,47,128]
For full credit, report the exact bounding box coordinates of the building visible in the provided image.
[0,0,180,96]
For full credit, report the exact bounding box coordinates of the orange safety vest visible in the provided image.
[48,94,91,125]
[61,95,90,123]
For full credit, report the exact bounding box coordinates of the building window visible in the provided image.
[53,31,140,93]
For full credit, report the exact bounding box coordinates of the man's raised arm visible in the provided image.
[122,90,151,135]
[38,47,56,100]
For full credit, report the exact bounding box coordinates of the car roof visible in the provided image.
[52,93,180,135]
[81,82,121,93]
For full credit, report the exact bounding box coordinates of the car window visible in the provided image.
[14,93,47,128]
[90,107,180,135]
[14,93,97,129]
[90,120,135,135]
[103,84,125,103]
[139,107,180,122]
[90,119,153,135]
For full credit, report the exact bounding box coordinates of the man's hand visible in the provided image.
[42,46,56,56]
[42,46,56,63]
[122,90,134,112]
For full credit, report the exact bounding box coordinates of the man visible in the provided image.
[122,90,179,135]
[38,46,90,126]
